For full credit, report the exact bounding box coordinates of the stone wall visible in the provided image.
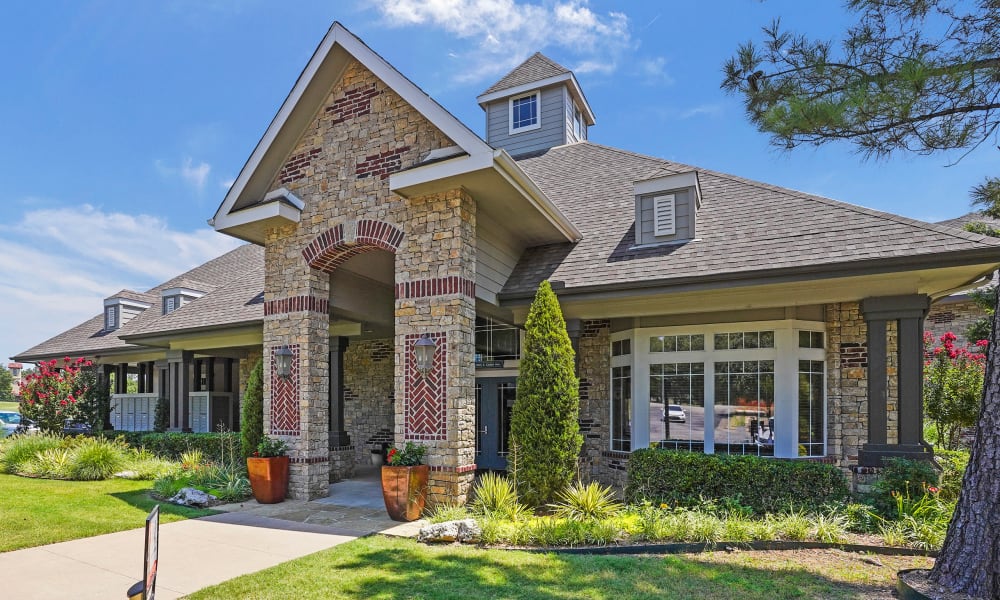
[344,339,395,466]
[576,319,627,488]
[926,298,985,344]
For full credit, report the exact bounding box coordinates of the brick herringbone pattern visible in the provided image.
[270,344,300,436]
[404,332,447,440]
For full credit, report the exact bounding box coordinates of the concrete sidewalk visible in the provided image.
[0,512,361,600]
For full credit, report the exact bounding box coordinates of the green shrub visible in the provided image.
[153,397,170,433]
[869,457,939,517]
[0,432,64,473]
[23,447,73,479]
[98,431,241,463]
[241,358,264,458]
[550,481,622,521]
[472,472,531,521]
[935,449,968,501]
[427,502,471,524]
[509,281,582,507]
[626,449,850,515]
[153,472,193,498]
[67,436,127,480]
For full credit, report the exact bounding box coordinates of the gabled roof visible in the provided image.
[13,245,263,362]
[501,142,1000,299]
[480,53,570,96]
[211,22,494,244]
[937,211,1000,230]
[104,289,156,305]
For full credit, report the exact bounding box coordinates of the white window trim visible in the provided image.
[508,90,541,135]
[618,320,826,458]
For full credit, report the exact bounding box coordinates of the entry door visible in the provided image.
[476,377,517,470]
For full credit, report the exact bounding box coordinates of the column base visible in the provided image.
[287,459,331,500]
[858,443,934,467]
[328,431,352,448]
[329,446,356,483]
[427,468,476,507]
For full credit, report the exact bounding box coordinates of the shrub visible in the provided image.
[923,331,984,450]
[550,481,622,521]
[98,431,241,464]
[509,281,582,506]
[427,502,472,524]
[869,457,939,517]
[67,436,127,480]
[472,472,531,521]
[153,397,170,433]
[19,357,92,432]
[626,449,850,515]
[77,369,111,432]
[240,358,264,458]
[0,432,64,473]
[935,449,969,501]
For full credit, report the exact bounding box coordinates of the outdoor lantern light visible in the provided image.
[413,334,437,375]
[275,345,294,379]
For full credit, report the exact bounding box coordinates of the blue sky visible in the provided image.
[2,1,995,364]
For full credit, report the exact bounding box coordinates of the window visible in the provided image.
[612,339,631,357]
[611,365,631,451]
[475,317,520,364]
[509,91,540,133]
[714,330,775,350]
[714,360,775,455]
[798,360,825,456]
[799,331,824,349]
[649,363,704,450]
[653,195,676,236]
[650,334,704,353]
[573,107,583,140]
[106,306,117,330]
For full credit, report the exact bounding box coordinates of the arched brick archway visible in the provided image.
[302,219,403,273]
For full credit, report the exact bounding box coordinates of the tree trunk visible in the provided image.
[929,294,1000,598]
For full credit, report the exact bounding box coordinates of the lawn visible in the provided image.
[187,535,933,600]
[0,401,20,412]
[0,473,215,552]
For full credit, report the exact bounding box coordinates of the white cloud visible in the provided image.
[156,156,212,192]
[0,204,242,363]
[679,103,722,119]
[636,56,674,86]
[370,0,632,83]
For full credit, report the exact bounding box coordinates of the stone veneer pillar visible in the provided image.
[394,188,477,505]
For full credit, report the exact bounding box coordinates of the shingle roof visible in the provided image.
[105,289,156,305]
[937,211,1000,230]
[14,244,263,361]
[481,53,571,96]
[503,142,1000,298]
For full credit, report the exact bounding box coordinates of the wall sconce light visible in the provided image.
[275,345,293,379]
[413,334,437,376]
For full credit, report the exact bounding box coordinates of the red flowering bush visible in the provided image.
[923,332,985,450]
[19,357,93,433]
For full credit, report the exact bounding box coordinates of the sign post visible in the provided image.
[127,505,159,600]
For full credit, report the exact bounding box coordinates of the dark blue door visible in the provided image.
[476,377,517,470]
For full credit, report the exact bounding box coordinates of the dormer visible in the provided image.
[103,291,152,332]
[477,53,596,156]
[633,171,702,247]
[161,286,205,315]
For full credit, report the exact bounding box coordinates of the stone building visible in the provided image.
[15,23,1000,502]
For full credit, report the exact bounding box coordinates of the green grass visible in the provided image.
[0,401,20,413]
[0,473,215,552]
[186,535,933,600]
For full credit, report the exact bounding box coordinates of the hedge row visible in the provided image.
[98,431,242,464]
[626,449,850,514]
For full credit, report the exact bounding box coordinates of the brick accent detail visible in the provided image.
[839,342,868,368]
[395,276,475,299]
[583,319,611,338]
[290,456,330,464]
[264,295,329,316]
[302,219,405,273]
[404,332,448,441]
[370,340,393,361]
[279,148,322,185]
[430,464,477,474]
[326,83,382,125]
[356,145,410,180]
[270,344,300,436]
[928,311,956,324]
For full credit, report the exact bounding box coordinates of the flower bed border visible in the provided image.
[516,540,938,557]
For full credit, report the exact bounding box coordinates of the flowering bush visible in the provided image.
[386,441,426,466]
[923,332,985,450]
[19,357,93,433]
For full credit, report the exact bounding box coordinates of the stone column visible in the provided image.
[263,234,331,500]
[328,336,355,482]
[394,188,477,505]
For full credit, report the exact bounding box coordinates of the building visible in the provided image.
[6,362,24,398]
[15,23,1000,502]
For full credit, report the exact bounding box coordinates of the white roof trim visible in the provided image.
[390,153,494,191]
[476,72,596,125]
[161,287,206,298]
[216,199,302,231]
[263,187,304,209]
[421,145,465,163]
[103,298,152,309]
[635,171,702,209]
[492,150,583,242]
[212,22,492,232]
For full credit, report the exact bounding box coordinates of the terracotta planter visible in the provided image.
[381,464,429,521]
[247,456,289,504]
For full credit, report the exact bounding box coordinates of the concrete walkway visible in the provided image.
[0,473,424,599]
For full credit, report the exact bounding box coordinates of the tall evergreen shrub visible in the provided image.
[240,358,264,457]
[510,280,582,506]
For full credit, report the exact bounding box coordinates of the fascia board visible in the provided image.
[103,298,152,309]
[213,22,491,231]
[476,72,596,125]
[389,153,495,193]
[214,200,301,232]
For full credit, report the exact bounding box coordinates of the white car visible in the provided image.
[663,404,687,423]
[0,411,39,438]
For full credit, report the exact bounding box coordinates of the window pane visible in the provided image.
[664,336,677,352]
[798,360,825,456]
[611,366,631,451]
[714,333,727,350]
[744,331,759,349]
[650,337,663,353]
[759,331,775,348]
[677,335,690,352]
[691,335,705,351]
[713,360,776,457]
[799,331,810,348]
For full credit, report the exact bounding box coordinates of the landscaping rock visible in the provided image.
[417,519,481,543]
[169,487,217,508]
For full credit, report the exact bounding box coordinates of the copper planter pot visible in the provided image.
[381,464,430,521]
[247,456,290,504]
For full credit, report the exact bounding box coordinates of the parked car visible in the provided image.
[663,404,687,423]
[0,411,39,438]
[63,420,93,436]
